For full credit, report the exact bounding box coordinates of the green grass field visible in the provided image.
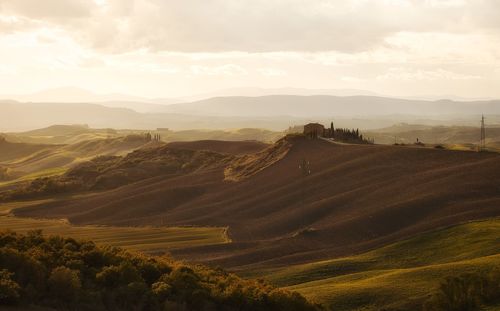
[0,200,229,253]
[259,219,500,310]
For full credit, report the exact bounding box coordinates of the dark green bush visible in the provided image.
[0,230,319,311]
[0,269,20,304]
[425,270,500,311]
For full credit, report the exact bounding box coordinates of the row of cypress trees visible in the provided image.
[325,122,374,144]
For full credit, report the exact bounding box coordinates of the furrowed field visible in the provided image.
[0,200,229,253]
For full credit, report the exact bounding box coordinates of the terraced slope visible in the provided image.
[0,215,228,252]
[0,199,229,253]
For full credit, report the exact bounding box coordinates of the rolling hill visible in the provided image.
[1,124,121,145]
[12,135,500,274]
[0,134,152,187]
[0,137,60,163]
[365,123,500,147]
[3,124,282,145]
[167,140,269,155]
[263,218,500,310]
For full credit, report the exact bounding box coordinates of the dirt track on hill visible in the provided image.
[14,136,500,270]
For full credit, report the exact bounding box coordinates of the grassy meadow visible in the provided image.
[258,219,500,310]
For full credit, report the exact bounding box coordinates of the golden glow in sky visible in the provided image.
[0,0,499,98]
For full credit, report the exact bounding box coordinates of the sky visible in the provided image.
[0,0,499,99]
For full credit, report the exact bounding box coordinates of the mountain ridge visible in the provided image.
[159,95,500,117]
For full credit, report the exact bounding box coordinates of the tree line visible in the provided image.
[0,230,319,311]
[424,269,500,310]
[325,122,374,144]
[145,133,162,142]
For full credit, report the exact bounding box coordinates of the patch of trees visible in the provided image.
[325,122,374,144]
[0,230,319,311]
[145,133,162,142]
[424,269,500,310]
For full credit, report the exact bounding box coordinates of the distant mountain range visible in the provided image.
[2,87,182,113]
[161,95,500,117]
[1,94,499,132]
[0,100,308,131]
[178,87,382,102]
[0,86,381,103]
[5,86,498,104]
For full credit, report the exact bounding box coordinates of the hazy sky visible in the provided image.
[0,0,499,99]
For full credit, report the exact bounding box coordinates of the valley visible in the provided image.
[3,3,500,309]
[1,124,500,310]
[0,124,500,310]
[12,135,499,267]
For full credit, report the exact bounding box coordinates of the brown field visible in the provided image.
[0,200,229,253]
[12,136,500,272]
[167,139,269,155]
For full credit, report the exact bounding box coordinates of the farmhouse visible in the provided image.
[303,123,325,138]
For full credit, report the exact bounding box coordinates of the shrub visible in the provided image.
[48,266,82,303]
[0,269,20,304]
[152,281,171,301]
[0,231,319,310]
[425,270,500,310]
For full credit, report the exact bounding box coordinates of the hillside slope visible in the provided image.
[13,136,500,270]
[0,138,60,163]
[262,219,500,310]
[366,123,500,147]
[0,135,151,186]
[167,140,269,155]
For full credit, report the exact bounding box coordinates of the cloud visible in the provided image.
[0,0,94,20]
[424,0,466,8]
[0,0,499,99]
[190,64,247,76]
[0,64,16,75]
[340,76,365,83]
[377,67,482,81]
[0,14,40,33]
[258,68,287,76]
[1,0,498,53]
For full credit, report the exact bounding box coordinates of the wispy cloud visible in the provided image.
[190,64,247,76]
[258,68,287,76]
[0,0,499,98]
[377,68,482,81]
